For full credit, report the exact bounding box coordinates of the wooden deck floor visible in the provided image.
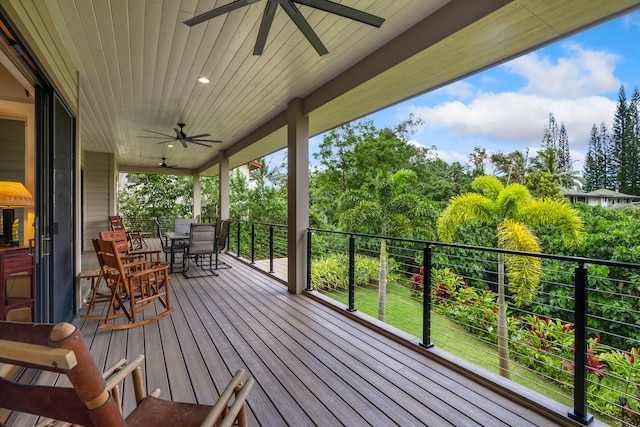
[10,243,599,426]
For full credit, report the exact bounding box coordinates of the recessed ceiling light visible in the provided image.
[168,144,174,148]
[198,77,210,84]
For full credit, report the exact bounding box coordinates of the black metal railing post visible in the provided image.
[306,230,313,291]
[420,244,434,348]
[250,223,256,264]
[347,234,356,312]
[569,263,593,425]
[236,221,241,258]
[269,225,274,273]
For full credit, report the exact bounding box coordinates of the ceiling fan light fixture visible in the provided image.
[198,77,210,83]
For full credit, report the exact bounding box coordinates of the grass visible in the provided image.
[323,281,573,407]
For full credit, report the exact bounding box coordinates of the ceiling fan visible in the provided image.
[184,0,385,56]
[140,123,222,148]
[157,158,187,170]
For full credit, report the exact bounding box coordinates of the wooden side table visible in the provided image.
[0,247,35,321]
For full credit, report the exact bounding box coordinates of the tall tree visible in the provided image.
[338,169,437,322]
[438,175,583,378]
[541,113,559,152]
[629,87,640,194]
[490,149,529,183]
[584,123,612,191]
[312,115,425,225]
[468,146,488,177]
[540,112,573,172]
[558,123,572,172]
[611,85,638,194]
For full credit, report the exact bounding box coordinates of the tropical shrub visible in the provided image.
[311,253,400,291]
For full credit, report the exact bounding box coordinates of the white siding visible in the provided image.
[82,151,112,250]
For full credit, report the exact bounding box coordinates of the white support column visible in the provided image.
[287,98,309,294]
[193,173,201,222]
[219,151,230,221]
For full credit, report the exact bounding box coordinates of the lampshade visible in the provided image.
[0,181,34,207]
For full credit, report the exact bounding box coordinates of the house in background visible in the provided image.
[561,187,640,208]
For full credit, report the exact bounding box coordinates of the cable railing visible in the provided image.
[307,227,640,427]
[227,220,287,274]
[119,216,640,425]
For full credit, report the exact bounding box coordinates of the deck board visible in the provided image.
[6,240,601,426]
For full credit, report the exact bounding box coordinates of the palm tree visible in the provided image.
[437,175,583,378]
[338,169,436,322]
[530,147,586,189]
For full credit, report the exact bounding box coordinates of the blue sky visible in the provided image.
[307,10,640,174]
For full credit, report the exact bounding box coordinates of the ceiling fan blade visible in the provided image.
[280,0,328,56]
[183,0,260,27]
[254,1,278,55]
[180,140,189,148]
[155,139,177,144]
[189,141,213,148]
[141,130,174,138]
[193,139,223,143]
[173,127,182,137]
[187,133,211,139]
[293,0,385,27]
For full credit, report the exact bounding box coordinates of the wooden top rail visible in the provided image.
[0,339,77,370]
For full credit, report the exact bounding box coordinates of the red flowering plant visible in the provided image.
[410,266,425,297]
[410,267,466,304]
[561,336,605,380]
[523,315,575,360]
[431,268,465,306]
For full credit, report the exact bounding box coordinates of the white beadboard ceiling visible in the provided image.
[44,0,640,176]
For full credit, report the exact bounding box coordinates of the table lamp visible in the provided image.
[0,181,34,246]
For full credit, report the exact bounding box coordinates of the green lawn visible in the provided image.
[323,282,573,407]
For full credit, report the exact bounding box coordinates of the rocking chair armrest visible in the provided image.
[201,370,255,427]
[121,260,150,271]
[103,355,146,392]
[128,264,169,278]
[129,249,161,256]
[103,355,150,410]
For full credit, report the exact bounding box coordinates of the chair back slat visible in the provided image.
[100,230,130,254]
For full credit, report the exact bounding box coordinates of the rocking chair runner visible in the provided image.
[94,238,173,329]
[0,321,254,426]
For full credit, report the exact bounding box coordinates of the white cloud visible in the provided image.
[434,149,468,164]
[437,81,475,100]
[409,93,616,150]
[505,43,620,98]
[623,12,640,30]
[405,42,621,163]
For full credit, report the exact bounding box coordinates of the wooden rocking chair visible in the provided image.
[94,238,173,329]
[0,321,254,426]
[109,215,147,250]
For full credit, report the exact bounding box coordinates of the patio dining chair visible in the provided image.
[94,238,173,329]
[154,218,187,265]
[183,223,218,278]
[213,219,232,270]
[0,321,254,427]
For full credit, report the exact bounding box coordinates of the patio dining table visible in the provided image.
[164,231,190,273]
